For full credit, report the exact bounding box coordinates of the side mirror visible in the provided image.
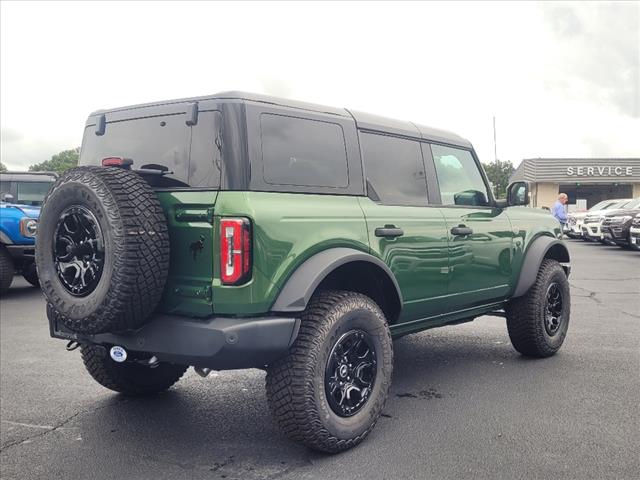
[506,182,530,206]
[1,193,14,203]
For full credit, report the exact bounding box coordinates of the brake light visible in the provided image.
[220,218,252,285]
[101,157,133,168]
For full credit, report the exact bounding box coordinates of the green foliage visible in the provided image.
[0,161,7,172]
[29,147,80,174]
[484,159,514,199]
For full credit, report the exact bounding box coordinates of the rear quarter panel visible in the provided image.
[212,191,369,315]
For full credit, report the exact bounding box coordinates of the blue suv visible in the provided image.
[0,172,57,293]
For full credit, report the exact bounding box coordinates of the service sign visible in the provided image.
[566,166,634,176]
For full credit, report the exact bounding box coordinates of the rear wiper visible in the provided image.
[136,164,173,175]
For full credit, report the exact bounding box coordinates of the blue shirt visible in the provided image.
[552,200,567,223]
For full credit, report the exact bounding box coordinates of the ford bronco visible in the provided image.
[0,171,56,293]
[36,92,571,452]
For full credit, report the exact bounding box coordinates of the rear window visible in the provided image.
[81,114,191,186]
[260,114,349,188]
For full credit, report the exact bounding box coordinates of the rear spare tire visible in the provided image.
[36,166,170,334]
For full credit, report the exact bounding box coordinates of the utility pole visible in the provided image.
[493,116,497,162]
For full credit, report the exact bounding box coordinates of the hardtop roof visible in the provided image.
[90,91,472,148]
[0,172,57,182]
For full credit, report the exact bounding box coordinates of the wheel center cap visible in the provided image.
[339,364,349,378]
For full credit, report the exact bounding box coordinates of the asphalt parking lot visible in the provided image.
[1,240,638,480]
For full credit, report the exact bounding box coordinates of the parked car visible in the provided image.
[36,92,571,453]
[582,198,640,243]
[601,208,640,249]
[629,214,640,251]
[0,172,57,293]
[566,199,622,239]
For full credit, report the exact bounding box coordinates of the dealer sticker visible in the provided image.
[110,346,127,363]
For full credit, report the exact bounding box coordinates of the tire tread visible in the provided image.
[265,290,393,453]
[505,259,570,358]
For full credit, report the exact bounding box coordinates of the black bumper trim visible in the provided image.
[5,244,35,260]
[51,314,300,370]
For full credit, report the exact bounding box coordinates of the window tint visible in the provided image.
[189,111,222,188]
[360,133,427,206]
[0,181,10,198]
[80,114,191,186]
[431,144,489,206]
[16,182,52,206]
[626,198,640,209]
[260,114,348,188]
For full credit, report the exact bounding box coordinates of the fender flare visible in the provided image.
[270,247,403,312]
[513,236,570,298]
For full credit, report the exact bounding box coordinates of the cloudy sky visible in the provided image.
[1,1,638,170]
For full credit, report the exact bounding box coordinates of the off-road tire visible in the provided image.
[505,259,570,358]
[22,263,39,287]
[266,290,393,453]
[0,246,14,294]
[80,344,187,396]
[36,166,170,334]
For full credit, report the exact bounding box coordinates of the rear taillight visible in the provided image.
[101,157,133,168]
[220,218,252,285]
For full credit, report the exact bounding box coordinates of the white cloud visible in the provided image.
[1,1,638,170]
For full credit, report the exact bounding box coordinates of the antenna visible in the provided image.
[493,116,497,162]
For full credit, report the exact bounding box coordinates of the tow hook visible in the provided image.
[66,340,80,351]
[146,356,159,368]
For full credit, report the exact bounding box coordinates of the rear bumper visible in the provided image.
[50,313,300,370]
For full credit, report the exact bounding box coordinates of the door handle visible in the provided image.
[451,225,473,236]
[375,226,404,238]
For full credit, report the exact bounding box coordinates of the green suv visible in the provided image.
[37,92,571,452]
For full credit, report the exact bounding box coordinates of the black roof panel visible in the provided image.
[90,91,472,147]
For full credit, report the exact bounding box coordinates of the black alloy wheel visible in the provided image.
[53,205,105,297]
[544,282,564,336]
[325,330,377,417]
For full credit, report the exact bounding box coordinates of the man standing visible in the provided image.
[552,193,568,229]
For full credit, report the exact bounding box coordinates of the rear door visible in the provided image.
[358,132,450,321]
[428,143,514,308]
[80,105,223,316]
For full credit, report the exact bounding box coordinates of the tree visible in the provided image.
[29,147,80,174]
[484,159,514,199]
[0,161,7,172]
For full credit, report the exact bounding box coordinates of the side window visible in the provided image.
[431,144,489,206]
[360,133,427,206]
[260,114,348,188]
[0,181,11,199]
[16,182,52,206]
[189,111,222,188]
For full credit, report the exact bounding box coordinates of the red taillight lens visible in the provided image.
[220,218,252,285]
[101,157,133,168]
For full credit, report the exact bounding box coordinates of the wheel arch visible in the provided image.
[512,235,570,298]
[270,248,403,323]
